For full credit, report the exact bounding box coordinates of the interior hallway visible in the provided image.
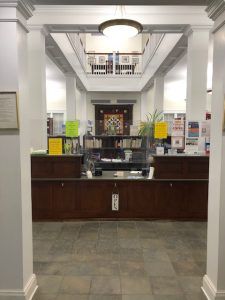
[33,220,206,300]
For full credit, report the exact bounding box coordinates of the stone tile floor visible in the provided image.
[33,221,207,300]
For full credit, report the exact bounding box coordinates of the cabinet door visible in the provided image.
[52,182,78,218]
[77,181,109,216]
[186,181,208,219]
[127,181,156,217]
[32,181,53,220]
[155,181,187,218]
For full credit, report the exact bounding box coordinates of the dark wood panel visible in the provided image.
[78,181,110,214]
[185,158,209,179]
[31,156,82,178]
[155,181,187,218]
[127,181,156,217]
[154,158,184,178]
[154,156,209,179]
[186,181,208,218]
[52,182,78,218]
[32,182,53,220]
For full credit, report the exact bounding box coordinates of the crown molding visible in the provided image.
[206,0,225,21]
[0,0,34,19]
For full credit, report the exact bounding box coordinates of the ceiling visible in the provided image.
[33,0,207,5]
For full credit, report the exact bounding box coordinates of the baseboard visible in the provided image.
[202,275,225,300]
[0,274,38,300]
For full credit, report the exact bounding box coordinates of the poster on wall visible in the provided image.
[48,138,63,155]
[154,122,168,139]
[201,121,210,137]
[171,136,184,149]
[66,120,79,137]
[188,121,199,137]
[172,119,185,136]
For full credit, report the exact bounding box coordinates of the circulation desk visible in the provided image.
[31,154,209,221]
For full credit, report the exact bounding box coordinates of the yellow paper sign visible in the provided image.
[66,120,79,137]
[48,138,62,155]
[154,122,168,139]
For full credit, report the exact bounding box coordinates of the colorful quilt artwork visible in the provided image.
[104,114,124,134]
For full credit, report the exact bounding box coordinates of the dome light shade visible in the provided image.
[99,19,143,39]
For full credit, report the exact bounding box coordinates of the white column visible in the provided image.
[141,91,148,120]
[152,76,164,112]
[66,76,76,120]
[113,51,116,75]
[79,90,87,145]
[28,25,48,150]
[202,4,225,299]
[186,26,210,121]
[0,2,37,300]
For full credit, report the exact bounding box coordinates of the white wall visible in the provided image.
[86,92,141,134]
[163,55,187,113]
[86,33,142,53]
[46,55,66,112]
[144,87,154,116]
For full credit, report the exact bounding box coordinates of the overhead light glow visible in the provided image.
[99,19,143,39]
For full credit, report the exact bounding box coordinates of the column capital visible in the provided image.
[27,24,49,36]
[184,25,212,37]
[0,0,34,20]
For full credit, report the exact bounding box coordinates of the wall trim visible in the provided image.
[0,0,34,19]
[0,274,38,300]
[0,19,29,33]
[206,0,225,21]
[202,274,225,300]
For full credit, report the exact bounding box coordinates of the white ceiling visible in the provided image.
[40,3,212,94]
[33,0,207,5]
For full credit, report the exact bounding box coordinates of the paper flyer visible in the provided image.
[48,138,63,155]
[66,120,79,137]
[201,121,210,137]
[154,122,168,139]
[172,119,185,137]
[185,137,198,153]
[171,136,184,149]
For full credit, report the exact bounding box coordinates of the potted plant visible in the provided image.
[139,109,163,149]
[64,142,72,154]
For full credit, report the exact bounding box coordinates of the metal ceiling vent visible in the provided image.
[117,99,136,104]
[91,100,111,104]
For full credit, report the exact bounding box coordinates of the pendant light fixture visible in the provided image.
[99,6,143,39]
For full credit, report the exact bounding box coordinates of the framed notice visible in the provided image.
[0,92,19,129]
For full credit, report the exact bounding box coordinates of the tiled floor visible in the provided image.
[33,221,207,300]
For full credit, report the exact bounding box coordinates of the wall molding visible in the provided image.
[0,0,34,19]
[206,0,225,21]
[0,274,37,300]
[202,274,225,300]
